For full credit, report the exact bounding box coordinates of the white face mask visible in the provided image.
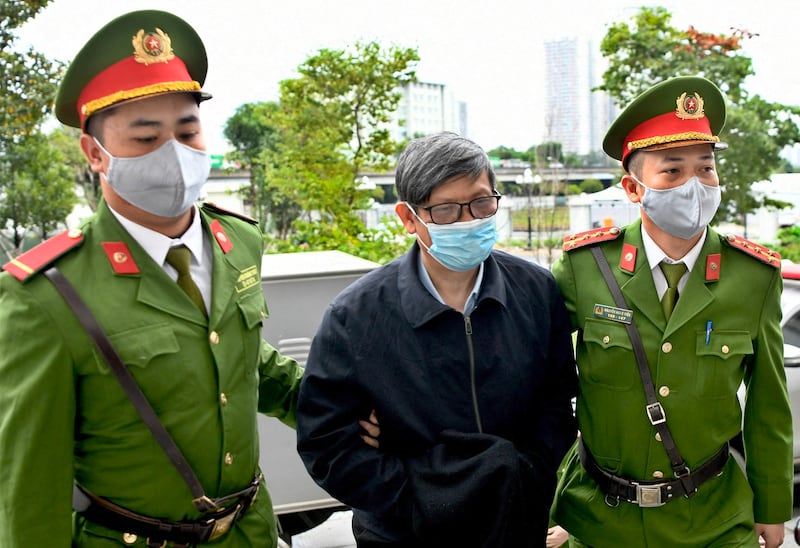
[632,174,721,239]
[96,138,211,218]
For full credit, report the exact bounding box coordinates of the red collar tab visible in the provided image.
[102,242,140,275]
[211,220,233,254]
[723,234,780,268]
[705,254,721,281]
[619,243,637,273]
[563,227,622,251]
[2,228,84,282]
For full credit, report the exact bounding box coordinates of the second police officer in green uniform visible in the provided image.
[0,10,309,547]
[551,76,792,547]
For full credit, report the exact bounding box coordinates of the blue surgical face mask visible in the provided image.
[631,175,721,240]
[95,138,211,218]
[407,203,498,271]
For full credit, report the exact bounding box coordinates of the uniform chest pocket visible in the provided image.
[85,323,192,408]
[693,330,751,398]
[580,318,637,390]
[237,290,268,330]
[104,323,180,370]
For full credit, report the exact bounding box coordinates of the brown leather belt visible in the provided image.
[75,474,260,546]
[578,439,729,507]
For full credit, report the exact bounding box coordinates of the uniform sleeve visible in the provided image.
[295,303,410,517]
[551,250,580,332]
[743,269,793,523]
[257,339,304,428]
[0,275,76,547]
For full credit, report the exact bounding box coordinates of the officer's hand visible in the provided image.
[359,409,380,449]
[546,525,568,547]
[756,522,784,548]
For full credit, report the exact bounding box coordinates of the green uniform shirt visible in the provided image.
[0,201,303,547]
[552,221,792,547]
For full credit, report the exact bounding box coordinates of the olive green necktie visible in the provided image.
[165,245,207,318]
[660,261,687,321]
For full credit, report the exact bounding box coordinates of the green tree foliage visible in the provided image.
[225,41,419,263]
[598,7,800,225]
[1,0,61,142]
[1,0,73,257]
[579,179,604,194]
[224,101,285,229]
[0,132,78,257]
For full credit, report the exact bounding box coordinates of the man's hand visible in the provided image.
[359,409,380,449]
[546,525,568,547]
[756,522,784,548]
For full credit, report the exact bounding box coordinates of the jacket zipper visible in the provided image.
[464,315,483,433]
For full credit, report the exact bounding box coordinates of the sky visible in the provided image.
[15,0,800,155]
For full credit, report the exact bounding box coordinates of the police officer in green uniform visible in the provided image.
[0,10,305,547]
[551,76,792,547]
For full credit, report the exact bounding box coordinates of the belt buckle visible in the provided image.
[208,504,241,542]
[635,484,665,507]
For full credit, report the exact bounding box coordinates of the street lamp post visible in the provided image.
[515,168,535,251]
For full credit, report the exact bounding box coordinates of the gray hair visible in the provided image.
[395,132,496,204]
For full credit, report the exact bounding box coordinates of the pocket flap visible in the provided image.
[106,323,180,368]
[695,330,753,359]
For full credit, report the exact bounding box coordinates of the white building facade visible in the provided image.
[390,81,467,141]
[543,38,617,156]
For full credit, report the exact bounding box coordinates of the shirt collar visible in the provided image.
[416,250,484,315]
[108,205,206,266]
[641,225,706,271]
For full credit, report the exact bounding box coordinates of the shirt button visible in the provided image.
[209,331,220,345]
[661,342,673,353]
[659,386,670,397]
[721,345,730,354]
[652,470,664,479]
[602,335,610,344]
[655,432,662,442]
[220,393,228,406]
[224,452,234,465]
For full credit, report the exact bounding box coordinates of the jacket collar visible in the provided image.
[398,243,507,328]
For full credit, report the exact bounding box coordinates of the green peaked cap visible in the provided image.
[603,76,726,168]
[55,10,210,129]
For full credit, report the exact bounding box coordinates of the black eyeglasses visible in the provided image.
[414,193,502,225]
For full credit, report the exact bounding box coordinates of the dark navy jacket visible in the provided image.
[296,244,577,544]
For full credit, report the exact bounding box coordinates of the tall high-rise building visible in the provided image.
[390,81,467,142]
[543,38,617,157]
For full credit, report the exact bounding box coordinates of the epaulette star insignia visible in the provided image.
[563,227,622,251]
[723,234,780,268]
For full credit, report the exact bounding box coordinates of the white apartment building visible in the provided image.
[543,38,617,156]
[390,81,467,142]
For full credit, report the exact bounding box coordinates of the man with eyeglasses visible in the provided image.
[296,132,578,547]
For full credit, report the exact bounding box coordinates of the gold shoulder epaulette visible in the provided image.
[2,228,85,282]
[563,227,622,251]
[723,234,780,268]
[202,202,258,225]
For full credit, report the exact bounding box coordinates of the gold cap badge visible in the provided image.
[676,92,705,120]
[132,28,175,65]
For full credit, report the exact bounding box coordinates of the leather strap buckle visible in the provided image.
[192,495,220,513]
[634,484,665,507]
[646,402,666,425]
[207,504,241,542]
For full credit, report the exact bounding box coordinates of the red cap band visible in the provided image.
[621,111,715,165]
[77,55,200,127]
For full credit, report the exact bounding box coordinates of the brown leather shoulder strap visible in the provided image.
[44,267,219,513]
